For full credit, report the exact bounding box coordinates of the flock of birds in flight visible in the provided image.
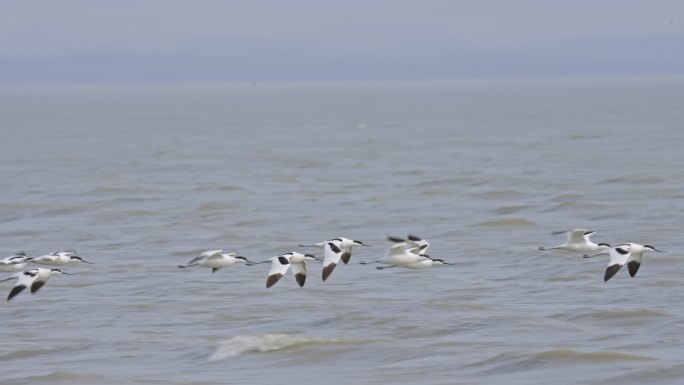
[0,229,664,301]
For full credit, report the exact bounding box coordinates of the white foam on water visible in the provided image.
[207,333,341,362]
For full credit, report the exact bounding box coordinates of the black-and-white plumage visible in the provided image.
[0,252,31,273]
[407,234,430,254]
[375,256,454,270]
[178,249,255,273]
[538,229,610,253]
[360,235,431,267]
[27,250,94,265]
[299,237,369,281]
[0,268,71,301]
[263,252,318,288]
[586,243,664,282]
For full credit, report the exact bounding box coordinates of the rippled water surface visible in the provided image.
[1,78,684,385]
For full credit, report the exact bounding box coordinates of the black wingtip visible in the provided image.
[627,261,641,277]
[295,273,306,287]
[31,280,46,294]
[8,285,27,301]
[322,263,337,281]
[604,264,622,282]
[266,274,283,288]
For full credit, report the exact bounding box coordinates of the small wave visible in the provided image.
[196,201,236,211]
[207,333,349,362]
[562,308,668,324]
[491,205,534,215]
[13,370,107,383]
[599,176,665,185]
[476,189,525,198]
[533,348,654,362]
[589,309,668,319]
[472,348,654,374]
[472,218,535,227]
[548,193,582,202]
[0,348,60,361]
[218,185,243,192]
[0,229,43,237]
[544,201,609,211]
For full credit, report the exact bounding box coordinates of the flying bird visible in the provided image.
[375,256,454,270]
[178,249,256,273]
[538,229,610,253]
[0,268,71,301]
[259,252,319,288]
[299,237,369,281]
[585,243,664,282]
[0,252,31,273]
[27,250,94,265]
[360,236,431,267]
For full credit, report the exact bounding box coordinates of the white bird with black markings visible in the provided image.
[28,250,94,265]
[375,257,454,270]
[585,243,664,282]
[258,252,319,288]
[299,237,370,281]
[178,249,256,273]
[0,268,71,301]
[537,229,610,253]
[406,234,430,254]
[0,252,31,273]
[360,236,431,267]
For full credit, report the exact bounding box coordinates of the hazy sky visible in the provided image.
[1,0,683,84]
